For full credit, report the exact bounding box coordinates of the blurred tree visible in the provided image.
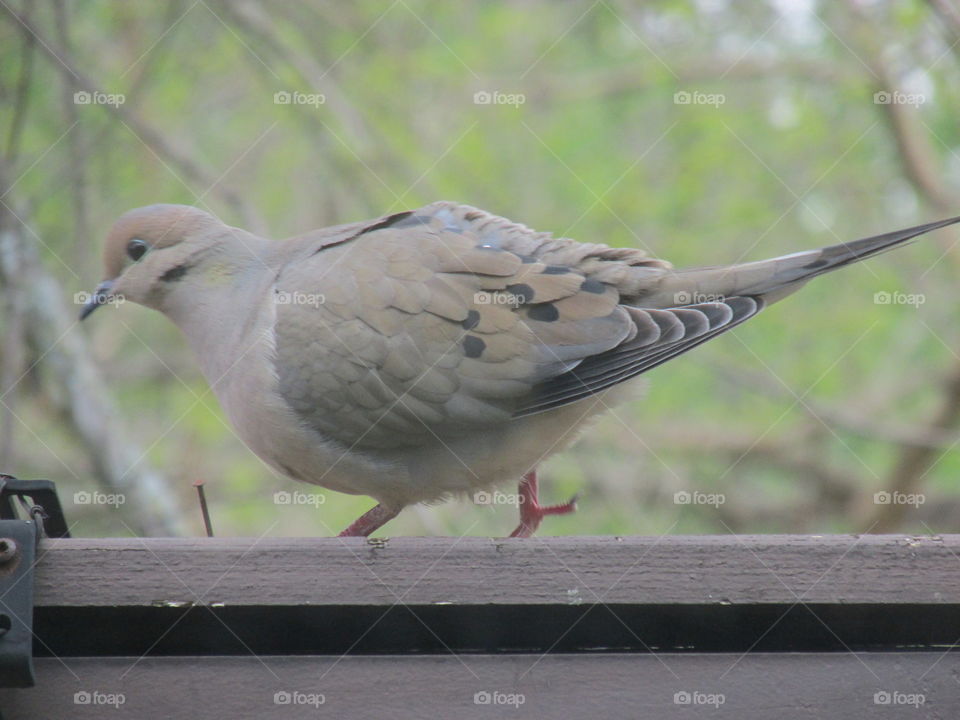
[0,0,958,537]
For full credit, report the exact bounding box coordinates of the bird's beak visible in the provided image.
[79,280,115,321]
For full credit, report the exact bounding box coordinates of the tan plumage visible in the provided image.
[82,201,960,536]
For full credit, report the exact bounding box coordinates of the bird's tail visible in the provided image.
[642,216,960,307]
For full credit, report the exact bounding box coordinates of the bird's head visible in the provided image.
[80,204,223,319]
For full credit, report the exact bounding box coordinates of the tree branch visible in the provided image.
[0,168,189,536]
[0,3,262,231]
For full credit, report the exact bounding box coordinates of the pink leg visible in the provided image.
[339,504,400,537]
[509,470,579,538]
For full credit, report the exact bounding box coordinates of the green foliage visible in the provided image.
[3,0,959,537]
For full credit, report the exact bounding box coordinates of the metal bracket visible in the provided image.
[0,475,70,689]
[0,476,70,539]
[0,519,36,688]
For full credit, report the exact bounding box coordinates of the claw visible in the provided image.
[509,470,579,537]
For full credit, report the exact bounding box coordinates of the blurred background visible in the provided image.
[1,0,959,538]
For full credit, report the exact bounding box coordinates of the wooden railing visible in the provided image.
[1,535,957,718]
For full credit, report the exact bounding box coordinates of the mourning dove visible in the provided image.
[81,202,960,537]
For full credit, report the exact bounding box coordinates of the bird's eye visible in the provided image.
[127,238,148,261]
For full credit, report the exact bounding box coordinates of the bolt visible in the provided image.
[0,538,18,564]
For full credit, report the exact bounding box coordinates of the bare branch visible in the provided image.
[52,0,91,275]
[0,170,189,536]
[0,3,262,231]
[3,0,36,164]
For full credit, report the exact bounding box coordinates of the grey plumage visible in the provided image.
[81,201,960,535]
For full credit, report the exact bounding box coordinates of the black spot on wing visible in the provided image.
[527,303,559,322]
[463,335,486,358]
[505,283,535,303]
[580,278,606,294]
[461,310,480,330]
[542,265,571,275]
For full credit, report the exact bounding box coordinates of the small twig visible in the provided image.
[842,1,960,531]
[0,3,261,231]
[656,425,859,501]
[927,0,960,67]
[846,1,956,215]
[4,0,36,164]
[0,193,188,536]
[52,0,91,274]
[193,479,214,538]
[862,360,960,531]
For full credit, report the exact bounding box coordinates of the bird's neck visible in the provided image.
[162,235,281,384]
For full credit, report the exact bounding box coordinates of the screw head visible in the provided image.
[0,538,18,564]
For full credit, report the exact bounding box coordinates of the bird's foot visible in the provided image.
[509,470,578,538]
[338,503,399,537]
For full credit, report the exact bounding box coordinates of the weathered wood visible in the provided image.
[1,654,955,720]
[3,536,958,717]
[32,534,960,606]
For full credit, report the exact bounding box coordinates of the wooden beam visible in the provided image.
[32,534,960,606]
[2,654,954,719]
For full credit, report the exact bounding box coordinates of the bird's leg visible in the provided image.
[338,504,400,537]
[509,470,579,538]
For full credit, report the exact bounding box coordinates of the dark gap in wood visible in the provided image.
[34,603,960,656]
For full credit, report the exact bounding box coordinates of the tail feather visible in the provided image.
[642,215,960,307]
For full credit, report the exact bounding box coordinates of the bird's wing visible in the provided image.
[269,204,694,447]
[274,205,960,445]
